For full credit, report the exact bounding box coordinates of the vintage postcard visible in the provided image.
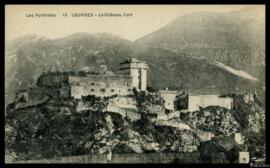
[5,5,266,164]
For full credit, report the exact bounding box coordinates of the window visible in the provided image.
[111,89,115,92]
[100,88,106,92]
[19,95,27,102]
[91,83,94,86]
[91,89,94,92]
[128,89,131,92]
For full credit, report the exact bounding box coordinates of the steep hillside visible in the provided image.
[136,7,265,82]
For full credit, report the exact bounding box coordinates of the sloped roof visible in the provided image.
[120,58,142,64]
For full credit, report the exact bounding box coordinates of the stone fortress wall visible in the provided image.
[159,90,179,110]
[187,94,233,112]
[159,90,233,112]
[69,74,133,99]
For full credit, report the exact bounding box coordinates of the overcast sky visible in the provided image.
[5,5,264,41]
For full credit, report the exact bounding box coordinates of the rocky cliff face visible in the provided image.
[5,89,265,162]
[5,102,199,161]
[180,106,240,137]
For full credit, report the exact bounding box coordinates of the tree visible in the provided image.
[132,88,165,114]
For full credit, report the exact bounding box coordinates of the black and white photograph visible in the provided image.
[4,5,266,164]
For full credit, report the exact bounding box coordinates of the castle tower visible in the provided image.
[119,58,148,91]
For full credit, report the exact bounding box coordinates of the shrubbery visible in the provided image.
[230,98,265,158]
[132,88,165,114]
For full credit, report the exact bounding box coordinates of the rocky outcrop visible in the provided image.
[5,90,264,162]
[180,106,240,137]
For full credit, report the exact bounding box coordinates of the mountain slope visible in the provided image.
[136,7,265,82]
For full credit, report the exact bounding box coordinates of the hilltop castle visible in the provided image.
[14,57,237,114]
[14,58,148,109]
[70,58,148,98]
